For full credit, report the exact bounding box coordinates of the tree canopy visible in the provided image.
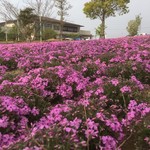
[55,0,72,40]
[126,15,142,36]
[83,0,130,38]
[18,7,37,40]
[25,0,55,17]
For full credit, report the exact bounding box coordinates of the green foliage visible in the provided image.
[127,15,142,36]
[7,26,18,41]
[64,33,80,39]
[55,0,72,18]
[19,8,36,26]
[0,28,5,41]
[96,24,107,38]
[18,7,37,40]
[0,58,18,71]
[83,0,130,38]
[55,0,72,39]
[83,0,129,19]
[43,28,57,40]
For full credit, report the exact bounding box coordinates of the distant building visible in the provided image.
[0,17,92,40]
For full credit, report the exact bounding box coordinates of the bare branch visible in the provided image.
[24,0,55,17]
[55,0,72,39]
[0,0,19,21]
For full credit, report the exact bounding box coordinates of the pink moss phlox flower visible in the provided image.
[0,65,7,74]
[83,90,93,99]
[120,85,131,93]
[105,115,122,132]
[56,66,67,78]
[78,98,89,107]
[0,36,150,149]
[69,117,82,130]
[95,87,104,95]
[31,75,48,90]
[57,83,73,98]
[85,118,98,139]
[145,63,150,72]
[0,116,9,128]
[94,78,103,85]
[0,134,15,149]
[96,112,106,121]
[110,79,119,86]
[122,100,150,126]
[31,107,39,116]
[101,136,117,150]
[0,96,31,115]
[23,146,42,150]
[18,75,32,85]
[131,75,144,90]
[94,59,100,65]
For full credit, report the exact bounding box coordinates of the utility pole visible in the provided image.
[39,15,42,42]
[5,15,8,42]
[60,10,63,40]
[17,19,20,41]
[5,27,8,42]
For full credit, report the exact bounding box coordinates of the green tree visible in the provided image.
[43,28,57,40]
[83,0,130,38]
[25,0,55,41]
[64,33,80,39]
[0,0,20,41]
[18,7,37,41]
[0,27,5,41]
[55,0,72,40]
[7,26,17,41]
[96,24,107,38]
[126,15,142,36]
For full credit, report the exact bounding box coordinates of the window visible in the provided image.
[54,24,60,30]
[45,23,52,28]
[63,26,78,32]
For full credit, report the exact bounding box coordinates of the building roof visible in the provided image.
[40,17,84,27]
[0,16,84,27]
[0,20,16,26]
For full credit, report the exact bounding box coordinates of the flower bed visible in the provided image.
[0,36,150,150]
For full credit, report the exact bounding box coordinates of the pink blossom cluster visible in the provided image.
[0,36,150,149]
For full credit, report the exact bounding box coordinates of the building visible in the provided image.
[0,17,92,40]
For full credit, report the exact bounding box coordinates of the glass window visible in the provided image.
[45,23,52,28]
[63,26,78,32]
[54,25,60,30]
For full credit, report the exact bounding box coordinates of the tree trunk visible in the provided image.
[100,0,106,39]
[39,15,42,42]
[17,19,20,41]
[101,12,105,39]
[60,12,63,40]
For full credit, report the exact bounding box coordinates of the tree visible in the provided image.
[43,28,57,40]
[24,0,55,41]
[18,7,37,41]
[0,27,5,41]
[7,25,17,41]
[126,15,142,36]
[0,0,19,20]
[25,0,55,17]
[55,0,72,40]
[0,0,20,41]
[83,0,130,38]
[96,24,107,38]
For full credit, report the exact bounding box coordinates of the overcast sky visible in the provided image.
[5,0,150,38]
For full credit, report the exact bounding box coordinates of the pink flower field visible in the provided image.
[0,36,150,150]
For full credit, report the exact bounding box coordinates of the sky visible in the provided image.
[3,0,150,38]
